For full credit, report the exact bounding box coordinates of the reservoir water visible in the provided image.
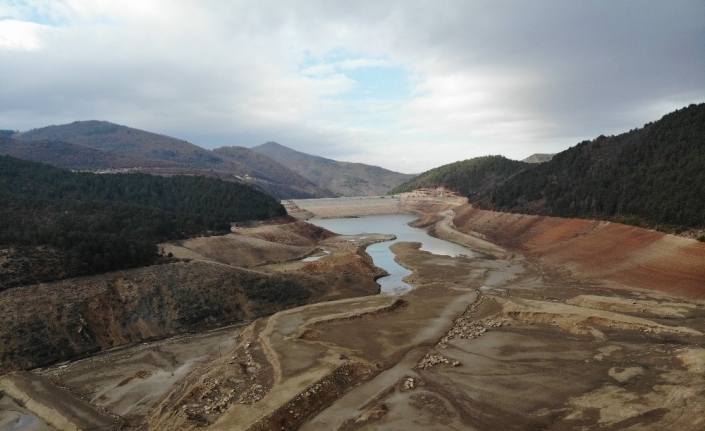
[308,214,484,295]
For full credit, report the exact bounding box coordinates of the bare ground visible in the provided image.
[3,197,704,431]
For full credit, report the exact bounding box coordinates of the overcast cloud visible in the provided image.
[1,0,703,173]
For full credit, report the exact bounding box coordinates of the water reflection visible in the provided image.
[309,214,482,295]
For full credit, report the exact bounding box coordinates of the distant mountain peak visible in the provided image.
[521,153,555,164]
[13,122,335,199]
[251,142,414,196]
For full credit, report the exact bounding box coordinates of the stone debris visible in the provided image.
[437,296,509,348]
[178,338,268,424]
[402,377,416,390]
[438,317,505,348]
[418,354,460,370]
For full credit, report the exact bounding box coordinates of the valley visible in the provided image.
[2,1,702,429]
[1,196,703,431]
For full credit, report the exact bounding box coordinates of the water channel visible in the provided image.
[308,214,484,295]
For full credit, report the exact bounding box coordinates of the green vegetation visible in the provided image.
[391,155,529,198]
[393,104,705,232]
[1,136,180,170]
[475,103,705,229]
[13,122,335,199]
[0,156,286,288]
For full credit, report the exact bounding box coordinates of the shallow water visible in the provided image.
[302,249,330,262]
[0,406,48,431]
[309,214,483,294]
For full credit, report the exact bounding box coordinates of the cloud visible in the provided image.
[0,0,703,173]
[0,20,44,50]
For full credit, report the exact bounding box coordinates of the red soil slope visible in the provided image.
[453,205,705,299]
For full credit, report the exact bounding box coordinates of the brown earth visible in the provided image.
[289,196,467,220]
[0,220,382,374]
[2,197,704,431]
[0,261,378,374]
[234,219,337,246]
[136,202,704,431]
[162,234,314,268]
[452,205,705,298]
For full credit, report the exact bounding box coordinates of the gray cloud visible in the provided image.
[1,0,703,172]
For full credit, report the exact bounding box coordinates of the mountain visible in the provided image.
[212,146,336,198]
[0,155,286,288]
[251,142,415,196]
[474,103,705,230]
[390,155,529,198]
[16,121,226,167]
[0,136,180,170]
[14,121,332,199]
[521,153,555,163]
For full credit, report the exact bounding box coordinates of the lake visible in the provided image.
[308,214,484,295]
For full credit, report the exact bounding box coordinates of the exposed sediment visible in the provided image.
[450,204,705,298]
[0,372,123,431]
[4,196,705,431]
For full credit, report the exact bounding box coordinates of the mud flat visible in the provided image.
[3,196,705,431]
[0,372,122,431]
[290,195,468,220]
[143,199,704,431]
[295,243,705,431]
[0,218,385,430]
[290,196,404,219]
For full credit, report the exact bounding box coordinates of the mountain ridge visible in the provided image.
[475,103,705,231]
[0,135,181,170]
[13,121,333,199]
[404,103,705,232]
[390,155,529,198]
[251,141,415,197]
[521,153,555,163]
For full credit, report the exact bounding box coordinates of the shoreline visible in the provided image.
[3,196,704,431]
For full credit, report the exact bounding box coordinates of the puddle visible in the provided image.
[302,249,330,262]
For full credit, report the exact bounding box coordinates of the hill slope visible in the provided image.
[14,122,332,199]
[212,146,336,198]
[391,155,529,198]
[475,103,705,230]
[16,121,227,167]
[0,156,286,288]
[251,142,415,197]
[521,153,555,163]
[0,136,180,170]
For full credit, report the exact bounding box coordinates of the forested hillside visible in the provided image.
[0,136,180,170]
[391,155,529,198]
[393,104,705,232]
[13,121,335,199]
[0,156,286,288]
[16,121,225,167]
[474,103,705,231]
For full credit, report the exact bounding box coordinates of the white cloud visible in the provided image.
[300,64,337,77]
[335,58,394,69]
[0,1,703,173]
[0,20,44,51]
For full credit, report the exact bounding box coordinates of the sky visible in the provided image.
[1,1,703,173]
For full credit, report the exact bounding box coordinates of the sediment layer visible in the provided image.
[450,205,705,298]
